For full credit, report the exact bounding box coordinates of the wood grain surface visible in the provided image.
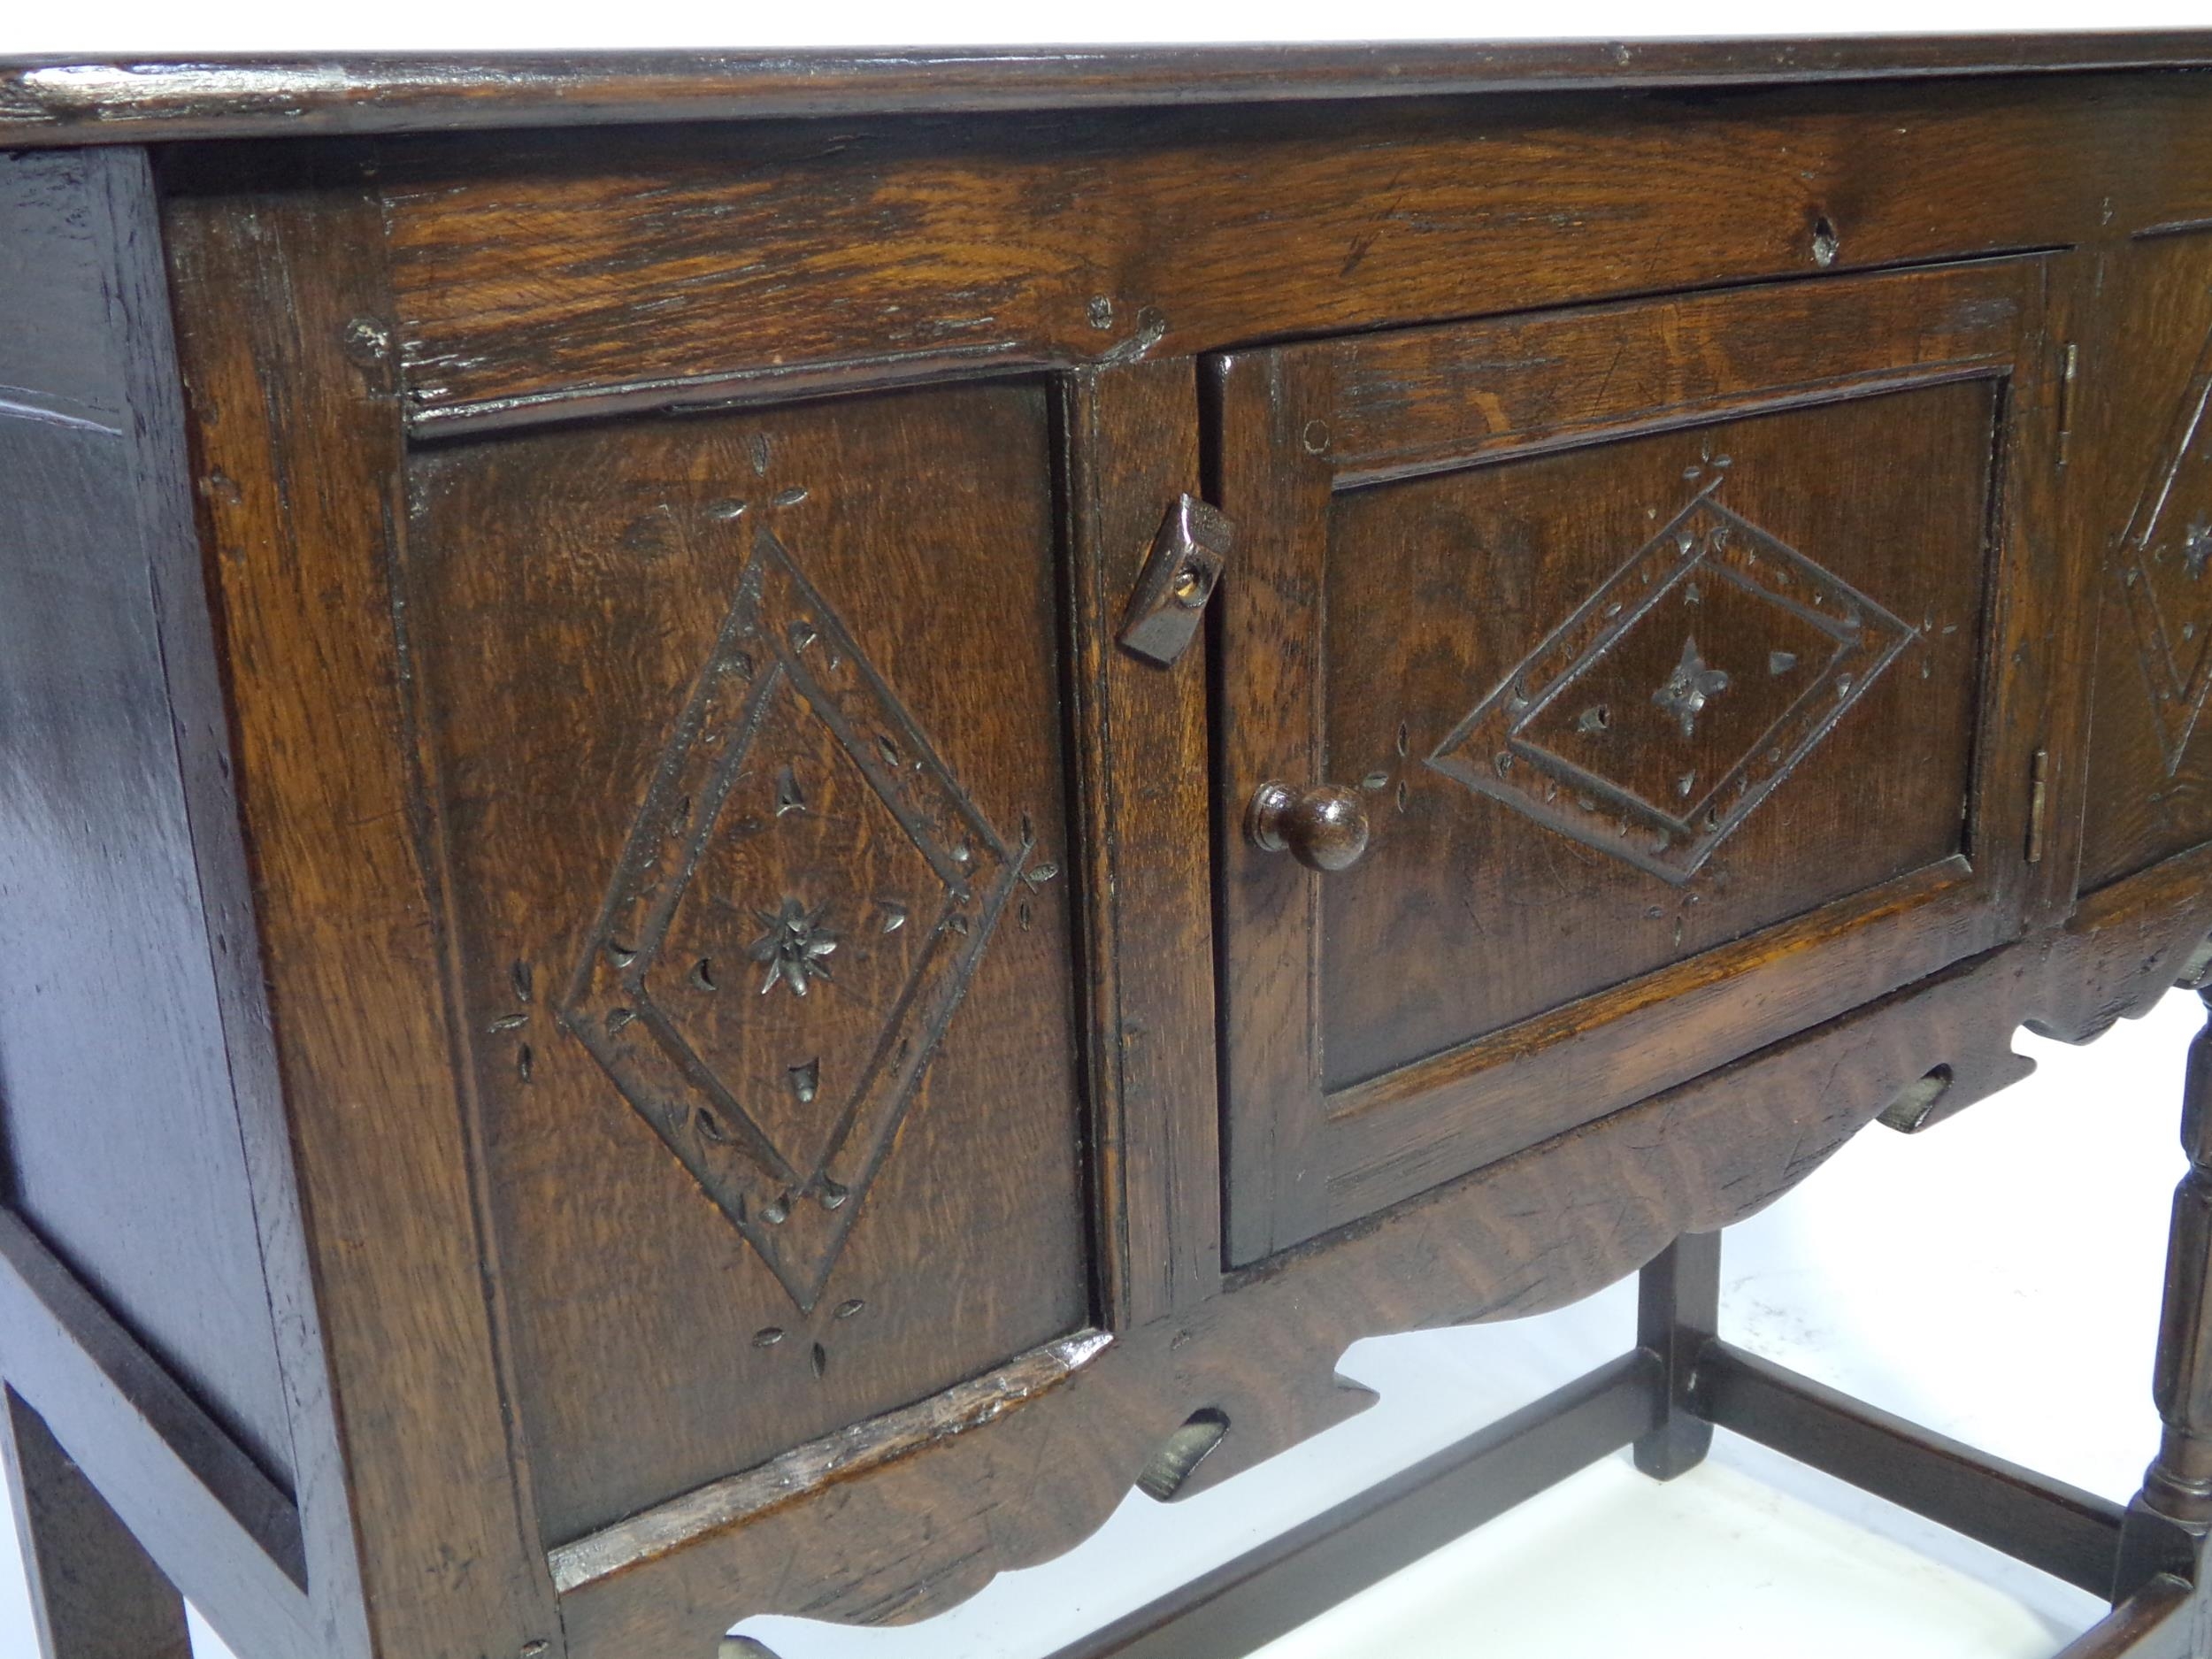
[373,77,2212,429]
[4,35,2211,149]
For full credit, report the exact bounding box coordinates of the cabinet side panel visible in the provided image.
[0,147,294,1487]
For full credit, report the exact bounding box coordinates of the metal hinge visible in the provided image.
[2025,746,2050,864]
[2055,342,2079,469]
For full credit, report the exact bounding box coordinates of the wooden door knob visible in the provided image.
[1247,780,1371,872]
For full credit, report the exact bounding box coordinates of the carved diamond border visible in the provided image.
[2115,319,2212,775]
[557,523,1026,1311]
[1427,484,1916,883]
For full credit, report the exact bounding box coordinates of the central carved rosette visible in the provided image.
[746,895,840,998]
[1651,634,1731,739]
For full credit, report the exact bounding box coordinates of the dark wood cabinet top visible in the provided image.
[6,32,2212,148]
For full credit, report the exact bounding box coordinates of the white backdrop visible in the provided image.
[3,6,2207,1654]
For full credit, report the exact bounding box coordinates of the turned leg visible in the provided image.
[2116,987,2212,1622]
[1633,1231,1721,1480]
[0,1386,191,1659]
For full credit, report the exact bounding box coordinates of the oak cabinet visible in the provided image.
[9,40,2212,1659]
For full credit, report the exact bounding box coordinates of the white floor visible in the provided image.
[0,989,2191,1659]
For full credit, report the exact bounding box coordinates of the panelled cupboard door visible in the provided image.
[1214,262,2055,1264]
[2079,227,2212,890]
[403,380,1092,1543]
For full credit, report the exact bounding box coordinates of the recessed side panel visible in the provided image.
[2081,230,2212,889]
[0,148,295,1489]
[406,381,1091,1543]
[1323,383,1997,1089]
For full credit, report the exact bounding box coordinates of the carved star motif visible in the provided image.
[1651,635,1731,738]
[748,897,837,997]
[2185,519,2212,581]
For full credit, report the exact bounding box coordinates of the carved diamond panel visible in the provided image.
[558,523,1027,1311]
[1428,480,1916,883]
[2116,321,2212,773]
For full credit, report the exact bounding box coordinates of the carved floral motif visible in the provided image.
[747,897,839,997]
[1651,634,1731,738]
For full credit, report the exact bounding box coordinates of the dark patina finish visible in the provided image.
[8,35,2212,1659]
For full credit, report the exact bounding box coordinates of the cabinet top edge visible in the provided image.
[5,32,2212,150]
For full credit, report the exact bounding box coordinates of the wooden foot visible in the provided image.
[1633,1231,1720,1481]
[0,1386,191,1659]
